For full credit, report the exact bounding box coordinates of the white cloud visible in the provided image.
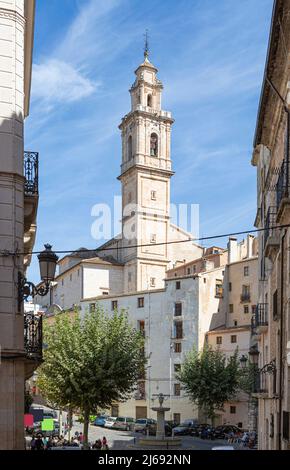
[32,59,99,107]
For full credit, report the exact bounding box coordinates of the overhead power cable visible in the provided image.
[1,223,289,258]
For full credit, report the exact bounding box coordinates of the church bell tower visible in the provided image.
[119,44,174,293]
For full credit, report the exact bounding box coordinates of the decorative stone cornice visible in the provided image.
[0,7,26,28]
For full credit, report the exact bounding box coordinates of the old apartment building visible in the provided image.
[0,0,40,450]
[251,0,290,450]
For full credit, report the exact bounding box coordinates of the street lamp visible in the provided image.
[240,355,248,369]
[18,244,58,309]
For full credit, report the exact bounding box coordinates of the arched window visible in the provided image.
[147,94,152,107]
[150,133,158,157]
[128,135,132,160]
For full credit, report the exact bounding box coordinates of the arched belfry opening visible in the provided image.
[150,133,158,157]
[128,135,133,160]
[147,94,152,107]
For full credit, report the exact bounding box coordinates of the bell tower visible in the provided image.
[118,46,174,293]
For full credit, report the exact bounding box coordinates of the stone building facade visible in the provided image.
[251,0,290,450]
[0,0,38,450]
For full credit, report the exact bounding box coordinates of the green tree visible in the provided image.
[37,306,145,447]
[178,345,240,424]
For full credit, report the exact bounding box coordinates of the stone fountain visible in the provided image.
[138,393,182,448]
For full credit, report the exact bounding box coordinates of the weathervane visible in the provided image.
[144,29,149,59]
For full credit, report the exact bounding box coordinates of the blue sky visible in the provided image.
[26,0,273,281]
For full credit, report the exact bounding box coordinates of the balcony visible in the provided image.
[24,312,43,380]
[251,304,268,335]
[264,206,280,260]
[276,160,290,224]
[240,293,251,303]
[24,152,39,269]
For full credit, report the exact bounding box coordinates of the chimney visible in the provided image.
[247,234,254,259]
[228,237,238,264]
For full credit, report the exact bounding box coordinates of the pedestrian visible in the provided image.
[79,432,84,443]
[34,434,44,451]
[30,435,36,451]
[101,436,109,450]
[92,439,102,450]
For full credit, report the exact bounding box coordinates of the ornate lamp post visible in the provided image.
[18,244,58,309]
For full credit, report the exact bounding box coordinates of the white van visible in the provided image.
[104,417,117,428]
[113,417,135,431]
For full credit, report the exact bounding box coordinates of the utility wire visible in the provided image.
[1,223,289,258]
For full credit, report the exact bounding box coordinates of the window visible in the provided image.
[234,320,238,326]
[244,305,249,314]
[151,190,157,200]
[150,277,156,287]
[174,321,183,339]
[111,300,118,310]
[147,94,152,107]
[252,305,256,314]
[203,278,206,284]
[230,406,236,414]
[174,302,182,316]
[89,303,96,313]
[273,289,278,320]
[187,267,191,275]
[102,291,109,296]
[128,135,133,160]
[150,133,158,157]
[174,383,181,396]
[244,266,249,276]
[215,281,223,298]
[229,304,234,313]
[231,335,237,343]
[174,364,181,373]
[150,234,156,244]
[222,270,225,276]
[174,342,182,353]
[241,285,250,301]
[176,281,181,290]
[138,320,145,337]
[193,265,196,273]
[173,413,181,425]
[229,282,232,291]
[216,336,222,345]
[283,411,289,440]
[138,297,144,308]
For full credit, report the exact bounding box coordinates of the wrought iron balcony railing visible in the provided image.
[24,151,39,196]
[264,206,278,244]
[240,292,251,303]
[276,160,290,209]
[251,303,268,333]
[24,312,43,360]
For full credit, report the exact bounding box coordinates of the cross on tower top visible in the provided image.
[144,29,149,59]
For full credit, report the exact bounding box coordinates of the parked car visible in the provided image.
[146,421,173,437]
[172,419,198,435]
[213,425,243,439]
[134,418,156,433]
[190,423,211,437]
[94,415,109,427]
[113,417,135,431]
[104,417,118,428]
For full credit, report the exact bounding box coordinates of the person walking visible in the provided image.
[34,434,44,451]
[101,436,109,450]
